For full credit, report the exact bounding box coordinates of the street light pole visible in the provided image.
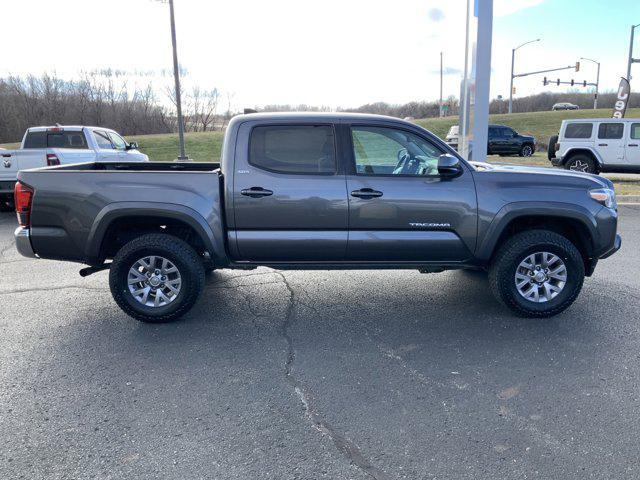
[580,57,600,109]
[439,51,443,117]
[628,24,640,81]
[168,0,188,160]
[508,38,540,114]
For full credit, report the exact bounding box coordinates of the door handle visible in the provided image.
[598,143,608,147]
[1,153,11,157]
[351,188,383,199]
[628,144,639,147]
[241,186,273,198]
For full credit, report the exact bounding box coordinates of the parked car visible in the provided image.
[445,124,535,157]
[0,126,148,210]
[15,113,620,322]
[445,125,459,150]
[552,103,580,111]
[548,118,640,174]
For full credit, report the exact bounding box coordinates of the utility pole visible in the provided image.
[628,24,640,81]
[509,38,540,114]
[580,57,600,109]
[168,0,188,160]
[439,51,443,117]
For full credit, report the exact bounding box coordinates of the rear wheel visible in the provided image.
[565,154,597,174]
[109,233,205,323]
[489,230,585,317]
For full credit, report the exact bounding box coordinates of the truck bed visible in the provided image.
[39,161,221,172]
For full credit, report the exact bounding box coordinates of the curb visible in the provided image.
[617,195,640,204]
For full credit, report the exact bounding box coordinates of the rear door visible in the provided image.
[625,122,640,165]
[232,122,348,262]
[596,122,625,164]
[345,124,477,262]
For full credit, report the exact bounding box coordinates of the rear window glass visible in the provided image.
[23,131,46,149]
[631,123,640,140]
[47,132,88,149]
[564,123,593,139]
[249,125,336,174]
[598,123,624,140]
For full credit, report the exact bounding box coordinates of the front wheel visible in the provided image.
[109,233,205,323]
[488,230,585,317]
[519,144,534,157]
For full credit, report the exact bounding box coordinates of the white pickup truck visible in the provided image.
[1,126,148,209]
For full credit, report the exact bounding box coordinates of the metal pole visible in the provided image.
[509,48,515,114]
[473,0,493,163]
[628,25,635,80]
[169,0,187,160]
[594,61,600,109]
[439,51,443,117]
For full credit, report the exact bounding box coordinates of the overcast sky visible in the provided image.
[1,0,638,109]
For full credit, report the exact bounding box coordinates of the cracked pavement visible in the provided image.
[1,207,640,479]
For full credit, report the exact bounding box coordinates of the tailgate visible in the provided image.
[0,150,18,193]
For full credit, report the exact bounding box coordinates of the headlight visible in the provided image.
[589,188,616,209]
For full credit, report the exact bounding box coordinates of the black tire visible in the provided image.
[519,144,534,157]
[109,233,205,323]
[564,154,597,174]
[488,230,585,318]
[547,135,559,160]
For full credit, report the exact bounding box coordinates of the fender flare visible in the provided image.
[476,201,599,262]
[562,147,604,168]
[85,201,228,266]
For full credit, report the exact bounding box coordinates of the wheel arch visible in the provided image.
[85,202,228,267]
[562,147,603,168]
[477,202,598,267]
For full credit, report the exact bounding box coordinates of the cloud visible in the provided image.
[427,8,445,22]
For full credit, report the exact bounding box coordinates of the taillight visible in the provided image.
[46,153,60,166]
[14,182,34,227]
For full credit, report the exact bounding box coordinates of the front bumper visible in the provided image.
[14,226,37,258]
[599,233,622,259]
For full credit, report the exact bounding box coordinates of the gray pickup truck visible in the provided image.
[14,113,621,322]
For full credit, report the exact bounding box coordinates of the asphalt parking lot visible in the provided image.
[1,206,639,480]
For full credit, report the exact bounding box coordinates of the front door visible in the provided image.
[232,123,348,262]
[93,130,121,162]
[596,122,625,164]
[625,122,640,166]
[345,125,477,262]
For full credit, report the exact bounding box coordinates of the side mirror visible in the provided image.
[437,154,462,177]
[126,141,139,150]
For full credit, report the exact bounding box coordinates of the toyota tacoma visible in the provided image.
[14,113,621,322]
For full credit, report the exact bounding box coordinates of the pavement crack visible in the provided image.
[0,239,16,258]
[274,271,388,480]
[0,284,105,296]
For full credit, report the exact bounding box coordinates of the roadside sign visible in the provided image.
[612,77,631,118]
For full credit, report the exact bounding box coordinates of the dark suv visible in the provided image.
[488,125,536,157]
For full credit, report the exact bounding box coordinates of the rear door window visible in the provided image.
[631,123,640,140]
[23,131,47,149]
[564,123,593,139]
[47,131,88,149]
[598,123,624,140]
[249,125,336,174]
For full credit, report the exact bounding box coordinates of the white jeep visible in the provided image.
[548,118,640,174]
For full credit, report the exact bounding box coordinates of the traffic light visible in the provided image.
[543,77,548,86]
[583,80,587,87]
[575,61,580,72]
[512,86,516,95]
[571,79,574,86]
[557,78,560,86]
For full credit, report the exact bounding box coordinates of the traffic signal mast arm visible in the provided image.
[513,64,578,79]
